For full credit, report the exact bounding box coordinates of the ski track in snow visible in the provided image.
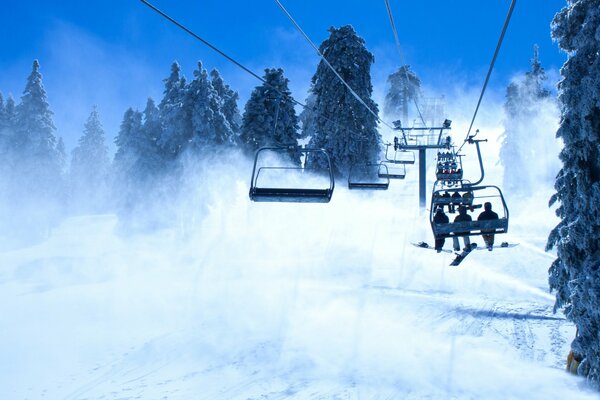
[0,179,597,399]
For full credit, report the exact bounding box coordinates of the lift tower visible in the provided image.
[393,119,452,209]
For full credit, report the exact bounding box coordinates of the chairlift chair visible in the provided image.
[348,163,390,190]
[379,161,406,180]
[430,185,509,239]
[436,150,464,181]
[249,146,335,203]
[384,143,416,165]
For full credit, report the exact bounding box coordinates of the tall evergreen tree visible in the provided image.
[499,45,554,194]
[546,0,600,387]
[187,62,233,151]
[210,68,241,138]
[0,95,17,182]
[14,60,63,209]
[241,68,301,164]
[158,62,191,162]
[304,25,381,176]
[70,107,110,212]
[384,65,422,124]
[0,93,7,154]
[114,108,143,180]
[138,97,163,177]
[16,60,58,160]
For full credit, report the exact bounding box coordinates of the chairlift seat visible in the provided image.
[348,181,390,190]
[250,187,333,203]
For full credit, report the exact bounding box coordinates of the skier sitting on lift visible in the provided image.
[433,207,449,252]
[477,202,499,250]
[453,206,472,252]
[450,191,462,212]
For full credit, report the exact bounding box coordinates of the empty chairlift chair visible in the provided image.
[379,161,406,180]
[384,143,416,165]
[249,146,335,203]
[348,163,390,190]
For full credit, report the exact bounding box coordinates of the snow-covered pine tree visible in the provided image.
[384,65,422,124]
[138,97,164,178]
[158,62,191,162]
[14,60,63,205]
[546,0,600,386]
[499,45,554,194]
[0,93,6,154]
[70,107,110,212]
[304,25,381,176]
[240,68,301,164]
[113,108,143,212]
[16,61,58,158]
[114,108,142,180]
[0,94,17,190]
[0,93,8,208]
[210,68,241,139]
[187,62,233,151]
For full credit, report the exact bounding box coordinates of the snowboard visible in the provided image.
[412,242,453,253]
[474,242,519,251]
[449,243,478,266]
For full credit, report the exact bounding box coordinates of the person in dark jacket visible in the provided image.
[450,191,462,213]
[477,202,499,250]
[441,191,452,212]
[433,207,449,252]
[453,206,472,251]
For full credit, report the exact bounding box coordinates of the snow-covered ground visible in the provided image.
[1,167,597,399]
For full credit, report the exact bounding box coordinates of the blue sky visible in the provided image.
[0,0,567,152]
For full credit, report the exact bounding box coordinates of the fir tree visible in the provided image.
[114,108,143,180]
[70,107,110,212]
[384,65,422,124]
[0,93,6,153]
[304,25,381,176]
[240,68,301,164]
[16,60,58,159]
[0,94,17,181]
[139,97,163,177]
[499,45,554,194]
[187,62,233,151]
[546,0,600,387]
[14,60,63,208]
[158,62,191,162]
[210,68,241,138]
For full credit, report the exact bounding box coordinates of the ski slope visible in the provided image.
[0,169,596,399]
